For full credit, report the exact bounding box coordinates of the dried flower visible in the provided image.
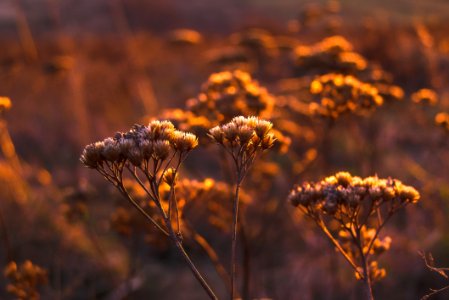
[4,260,48,300]
[308,73,384,119]
[81,121,217,299]
[187,70,274,123]
[0,97,12,114]
[288,172,420,297]
[435,112,449,132]
[209,116,276,169]
[411,88,438,106]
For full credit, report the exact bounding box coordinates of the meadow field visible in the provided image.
[1,0,449,299]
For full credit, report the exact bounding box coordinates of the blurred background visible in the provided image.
[1,0,449,299]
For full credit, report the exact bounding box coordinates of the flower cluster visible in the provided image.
[209,116,276,173]
[435,112,449,132]
[187,71,275,123]
[0,97,12,114]
[308,73,384,118]
[375,83,404,103]
[411,88,438,105]
[288,172,420,283]
[288,171,419,215]
[294,36,368,74]
[4,260,48,300]
[168,28,203,46]
[81,120,198,170]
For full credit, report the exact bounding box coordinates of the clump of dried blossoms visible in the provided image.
[288,172,420,299]
[4,260,48,300]
[209,116,276,181]
[294,35,368,74]
[187,70,274,123]
[167,28,203,46]
[411,88,438,106]
[160,71,291,155]
[81,120,217,299]
[0,97,12,114]
[435,112,449,132]
[209,116,275,299]
[309,73,384,119]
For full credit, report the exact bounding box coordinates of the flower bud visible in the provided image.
[153,140,170,160]
[261,133,276,149]
[163,168,178,186]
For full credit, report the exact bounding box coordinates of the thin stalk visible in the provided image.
[360,250,374,300]
[231,179,242,300]
[316,219,363,278]
[152,191,217,299]
[188,225,233,295]
[117,183,168,236]
[160,207,217,300]
[356,228,374,300]
[239,217,251,300]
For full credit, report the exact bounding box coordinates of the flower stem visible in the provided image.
[155,197,217,300]
[231,180,241,300]
[360,253,374,300]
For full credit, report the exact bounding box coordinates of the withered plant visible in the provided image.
[209,116,276,299]
[288,172,420,299]
[81,120,217,299]
[419,252,449,299]
[4,260,48,300]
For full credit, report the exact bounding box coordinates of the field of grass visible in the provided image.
[1,0,449,299]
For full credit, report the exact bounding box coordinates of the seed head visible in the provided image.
[261,133,276,149]
[153,140,171,160]
[163,168,178,186]
[80,142,103,168]
[209,126,225,144]
[171,131,198,152]
[102,138,121,162]
[237,125,254,143]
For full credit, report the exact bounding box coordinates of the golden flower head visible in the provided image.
[0,97,12,113]
[209,116,275,150]
[81,120,198,169]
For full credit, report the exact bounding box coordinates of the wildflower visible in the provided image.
[435,112,449,132]
[209,116,275,299]
[0,97,12,113]
[187,70,274,123]
[209,116,276,169]
[81,120,217,299]
[168,28,202,46]
[4,260,48,300]
[308,73,384,119]
[288,172,420,298]
[411,88,438,105]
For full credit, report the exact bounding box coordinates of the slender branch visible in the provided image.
[422,285,449,300]
[117,183,169,236]
[231,178,242,300]
[365,213,392,257]
[315,219,364,278]
[155,196,217,299]
[186,222,233,295]
[355,227,374,300]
